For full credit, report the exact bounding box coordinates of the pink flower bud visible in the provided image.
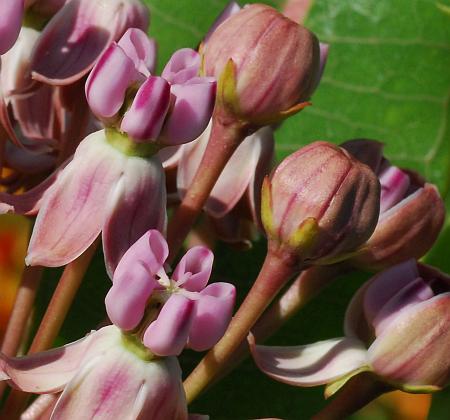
[341,139,445,270]
[0,0,24,54]
[203,4,320,126]
[261,141,380,266]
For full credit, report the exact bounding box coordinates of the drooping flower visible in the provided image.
[341,139,445,270]
[0,325,188,419]
[250,260,450,394]
[176,121,274,247]
[6,29,216,275]
[105,229,236,356]
[27,0,150,86]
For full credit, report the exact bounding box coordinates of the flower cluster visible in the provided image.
[0,1,448,419]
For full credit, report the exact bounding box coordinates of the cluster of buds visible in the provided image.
[0,0,448,419]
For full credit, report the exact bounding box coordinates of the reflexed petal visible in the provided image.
[0,166,63,216]
[121,76,171,141]
[52,331,186,419]
[160,78,216,146]
[118,28,157,76]
[161,48,201,85]
[188,282,236,351]
[371,277,434,336]
[368,293,450,389]
[0,327,115,393]
[158,144,183,170]
[143,294,195,356]
[21,393,59,420]
[30,0,149,85]
[363,260,419,326]
[112,229,168,283]
[0,0,24,54]
[85,43,139,118]
[172,246,214,291]
[250,336,369,386]
[26,130,125,267]
[0,27,39,97]
[105,263,156,330]
[102,155,167,276]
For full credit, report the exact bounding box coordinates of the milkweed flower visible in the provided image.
[0,325,188,419]
[106,229,236,356]
[341,139,445,270]
[10,28,215,274]
[250,260,450,394]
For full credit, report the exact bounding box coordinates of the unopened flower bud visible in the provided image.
[203,4,320,127]
[341,139,445,270]
[261,141,380,265]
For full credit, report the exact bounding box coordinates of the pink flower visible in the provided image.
[250,260,450,394]
[0,326,188,419]
[105,230,236,356]
[86,29,216,146]
[25,129,166,275]
[176,121,274,247]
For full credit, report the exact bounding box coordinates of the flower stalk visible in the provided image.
[183,249,298,403]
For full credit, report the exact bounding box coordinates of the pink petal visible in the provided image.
[0,0,24,54]
[160,77,216,146]
[161,48,201,85]
[0,165,63,216]
[0,327,113,393]
[250,336,368,387]
[120,76,171,141]
[368,293,450,388]
[172,246,214,291]
[188,282,236,351]
[30,0,149,85]
[363,260,419,326]
[26,130,125,267]
[0,26,40,97]
[379,164,410,213]
[11,84,56,142]
[85,43,139,119]
[105,263,156,330]
[117,28,157,76]
[112,229,168,283]
[102,155,167,276]
[370,277,434,337]
[21,394,59,420]
[52,347,187,420]
[143,294,195,356]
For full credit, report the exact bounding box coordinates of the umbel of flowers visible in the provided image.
[0,1,448,419]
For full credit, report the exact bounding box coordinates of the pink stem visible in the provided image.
[166,114,245,261]
[183,249,299,403]
[0,266,43,397]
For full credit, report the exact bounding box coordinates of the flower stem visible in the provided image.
[312,373,390,420]
[0,266,43,397]
[166,115,245,261]
[214,264,347,384]
[1,240,98,419]
[183,250,298,403]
